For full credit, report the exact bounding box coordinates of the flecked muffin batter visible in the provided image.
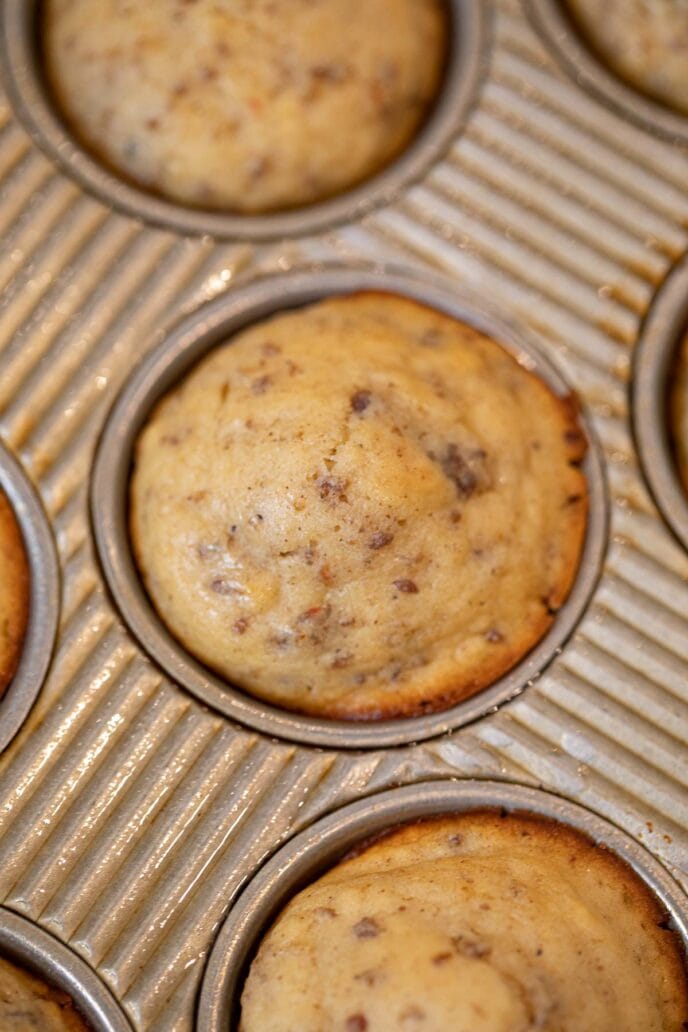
[240,812,688,1031]
[565,0,688,114]
[0,955,90,1031]
[0,488,29,698]
[130,293,587,720]
[43,0,447,213]
[671,330,688,493]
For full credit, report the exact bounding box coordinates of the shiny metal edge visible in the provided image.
[198,778,688,1032]
[524,0,688,145]
[633,254,688,553]
[0,440,60,754]
[0,0,490,242]
[0,906,133,1031]
[91,263,608,750]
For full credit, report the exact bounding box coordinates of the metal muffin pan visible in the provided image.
[633,254,688,553]
[0,439,59,754]
[0,906,132,1031]
[525,0,688,144]
[0,0,686,1027]
[0,0,489,241]
[198,778,688,1031]
[91,264,608,750]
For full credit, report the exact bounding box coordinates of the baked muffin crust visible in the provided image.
[130,292,588,721]
[0,954,90,1031]
[43,0,447,214]
[0,488,30,698]
[565,0,688,114]
[240,811,688,1031]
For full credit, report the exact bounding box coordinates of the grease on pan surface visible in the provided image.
[130,292,587,721]
[42,0,447,214]
[564,0,688,115]
[0,489,29,699]
[240,810,688,1032]
[0,954,91,1032]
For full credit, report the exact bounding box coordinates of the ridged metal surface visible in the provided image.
[0,0,686,1029]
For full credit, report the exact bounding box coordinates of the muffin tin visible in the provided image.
[525,0,688,144]
[0,0,686,1028]
[634,252,688,553]
[0,906,132,1031]
[0,439,59,754]
[0,0,488,241]
[198,779,688,1031]
[92,264,607,749]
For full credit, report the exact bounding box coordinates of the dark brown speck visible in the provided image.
[393,579,418,594]
[251,374,272,394]
[351,390,372,413]
[453,935,491,958]
[353,917,381,939]
[318,476,349,501]
[210,578,235,595]
[346,1016,368,1032]
[369,531,393,550]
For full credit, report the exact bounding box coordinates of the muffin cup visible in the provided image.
[0,0,489,241]
[0,440,60,753]
[633,253,688,552]
[91,263,608,749]
[0,907,132,1031]
[525,0,688,144]
[197,777,688,1032]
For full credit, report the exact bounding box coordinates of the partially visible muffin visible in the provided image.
[565,0,688,114]
[0,954,90,1031]
[0,488,30,697]
[671,330,688,493]
[240,811,688,1031]
[43,0,447,213]
[130,291,588,721]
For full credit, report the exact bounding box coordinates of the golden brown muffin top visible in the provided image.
[0,488,30,698]
[240,811,688,1031]
[130,292,588,721]
[565,0,688,114]
[43,0,447,213]
[0,954,91,1032]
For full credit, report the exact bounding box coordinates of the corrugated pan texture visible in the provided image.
[0,0,687,1029]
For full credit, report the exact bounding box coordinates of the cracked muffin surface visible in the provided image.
[239,811,688,1031]
[130,292,588,720]
[0,488,29,699]
[564,0,688,114]
[0,954,90,1031]
[43,0,447,214]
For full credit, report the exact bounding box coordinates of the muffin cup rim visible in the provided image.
[0,440,60,754]
[90,262,609,749]
[632,252,688,552]
[0,0,491,241]
[196,777,688,1032]
[524,0,688,144]
[0,906,133,1032]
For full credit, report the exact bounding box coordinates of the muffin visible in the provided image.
[671,330,688,493]
[0,954,90,1031]
[42,0,447,214]
[0,488,30,698]
[240,811,688,1031]
[130,292,588,721]
[564,0,688,114]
